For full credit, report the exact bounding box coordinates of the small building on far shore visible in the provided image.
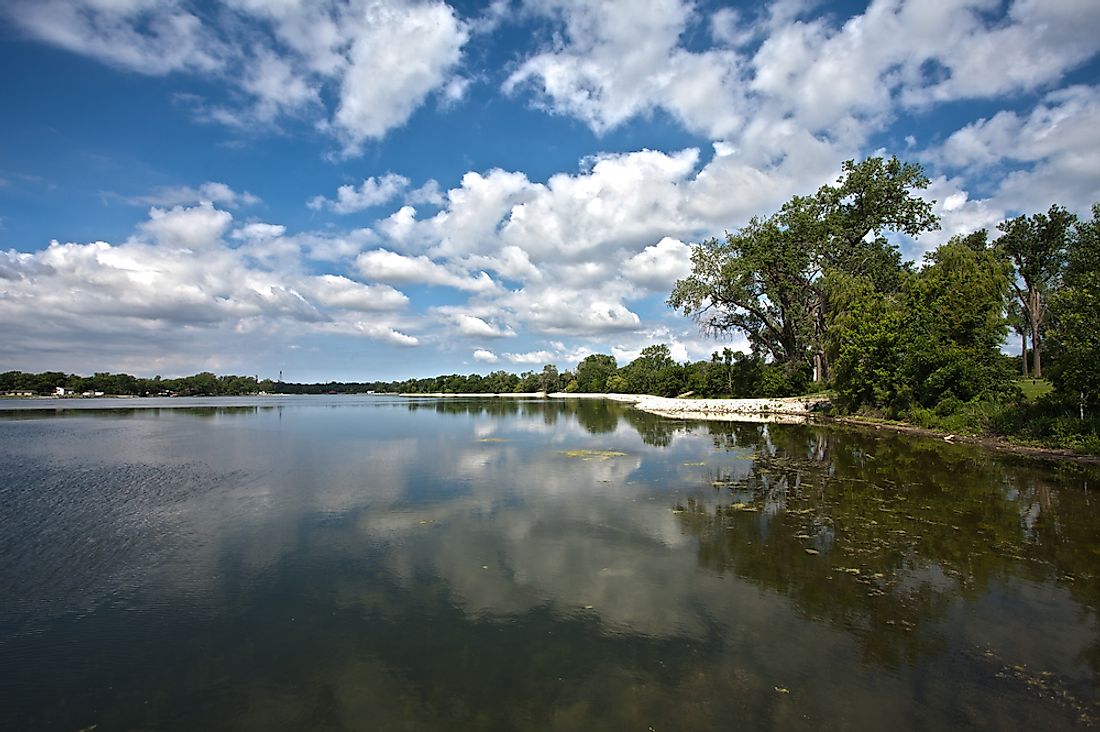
[1,390,35,397]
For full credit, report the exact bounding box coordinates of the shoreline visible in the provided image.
[821,415,1100,466]
[546,392,1098,465]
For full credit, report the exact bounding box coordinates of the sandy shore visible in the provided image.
[549,392,830,422]
[397,390,830,421]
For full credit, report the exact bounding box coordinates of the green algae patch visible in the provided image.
[560,449,627,461]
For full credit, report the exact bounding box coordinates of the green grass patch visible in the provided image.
[1015,378,1053,402]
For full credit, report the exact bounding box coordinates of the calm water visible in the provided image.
[1,396,1098,730]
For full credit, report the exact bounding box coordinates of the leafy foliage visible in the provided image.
[670,156,937,382]
[1047,204,1100,413]
[996,204,1075,377]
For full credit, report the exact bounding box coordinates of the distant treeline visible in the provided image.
[376,345,821,398]
[0,346,807,399]
[0,370,276,397]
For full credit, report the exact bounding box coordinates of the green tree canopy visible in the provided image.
[1048,204,1100,413]
[574,354,617,393]
[619,344,685,397]
[996,204,1075,378]
[670,156,938,383]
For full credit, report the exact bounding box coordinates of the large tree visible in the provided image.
[1047,204,1100,415]
[995,204,1075,378]
[619,344,684,396]
[573,354,617,393]
[669,156,938,383]
[827,231,1011,413]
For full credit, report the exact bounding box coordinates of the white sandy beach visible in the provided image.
[398,391,830,423]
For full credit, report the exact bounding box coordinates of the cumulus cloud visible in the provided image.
[503,349,556,365]
[330,2,468,152]
[505,0,745,138]
[472,348,499,363]
[138,202,234,250]
[909,84,1100,256]
[453,314,514,338]
[621,237,692,292]
[308,173,411,213]
[351,146,848,342]
[3,0,471,151]
[305,274,410,312]
[342,321,419,347]
[0,202,419,374]
[355,248,497,292]
[930,85,1100,217]
[232,222,287,242]
[507,0,1100,150]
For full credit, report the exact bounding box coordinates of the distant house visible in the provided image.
[55,386,67,396]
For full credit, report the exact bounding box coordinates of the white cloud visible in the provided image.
[343,321,419,347]
[621,236,692,292]
[299,227,380,262]
[232,222,286,242]
[499,148,702,261]
[407,179,444,206]
[330,2,469,153]
[453,314,514,338]
[308,173,411,214]
[910,84,1100,257]
[505,0,745,138]
[123,181,260,208]
[306,274,409,312]
[6,0,225,75]
[472,348,498,363]
[935,85,1100,174]
[353,146,848,341]
[0,202,423,374]
[355,248,497,292]
[241,45,321,120]
[138,202,233,250]
[503,287,642,335]
[4,0,471,151]
[505,0,1100,151]
[503,349,556,365]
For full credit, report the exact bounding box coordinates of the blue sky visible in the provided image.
[1,0,1098,382]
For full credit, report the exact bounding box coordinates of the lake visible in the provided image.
[1,395,1098,730]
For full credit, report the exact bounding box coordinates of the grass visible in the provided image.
[1015,378,1053,402]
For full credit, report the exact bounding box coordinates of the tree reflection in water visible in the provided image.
[672,420,1100,721]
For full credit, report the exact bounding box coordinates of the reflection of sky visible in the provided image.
[1,397,1098,729]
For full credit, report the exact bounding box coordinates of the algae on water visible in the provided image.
[560,449,627,460]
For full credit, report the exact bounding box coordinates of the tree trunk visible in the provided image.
[1021,329,1029,378]
[812,293,828,383]
[1029,289,1042,378]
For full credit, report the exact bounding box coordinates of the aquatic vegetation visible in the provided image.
[559,449,627,460]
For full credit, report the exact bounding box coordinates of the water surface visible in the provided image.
[1,396,1098,730]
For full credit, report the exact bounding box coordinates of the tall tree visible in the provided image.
[620,344,684,396]
[996,204,1075,378]
[1047,204,1100,415]
[826,232,1011,413]
[670,156,937,383]
[573,354,617,393]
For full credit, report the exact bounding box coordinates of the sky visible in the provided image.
[1,0,1098,382]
